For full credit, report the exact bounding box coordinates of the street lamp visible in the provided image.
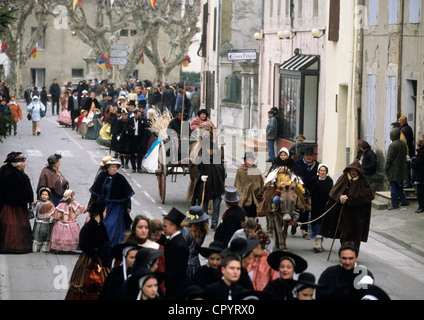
[278,29,296,40]
[254,32,262,40]
[311,28,325,39]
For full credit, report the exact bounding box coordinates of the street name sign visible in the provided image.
[111,50,129,57]
[111,44,129,50]
[110,58,128,65]
[227,50,257,61]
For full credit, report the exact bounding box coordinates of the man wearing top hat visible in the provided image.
[122,107,148,173]
[162,207,189,300]
[68,89,81,130]
[214,187,247,247]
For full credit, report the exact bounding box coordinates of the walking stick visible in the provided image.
[200,175,208,208]
[327,202,344,261]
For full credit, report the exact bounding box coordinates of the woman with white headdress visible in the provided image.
[121,247,163,300]
[98,240,140,300]
[308,164,333,253]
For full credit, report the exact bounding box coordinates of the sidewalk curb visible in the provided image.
[371,229,424,259]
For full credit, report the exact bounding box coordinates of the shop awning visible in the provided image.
[280,54,320,71]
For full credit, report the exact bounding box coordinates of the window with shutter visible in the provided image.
[366,75,377,146]
[328,0,340,42]
[369,0,379,26]
[409,0,421,24]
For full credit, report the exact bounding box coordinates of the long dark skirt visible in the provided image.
[0,204,33,254]
[65,252,111,300]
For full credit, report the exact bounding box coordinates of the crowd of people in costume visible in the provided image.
[2,77,423,301]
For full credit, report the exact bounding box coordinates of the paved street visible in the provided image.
[1,107,424,300]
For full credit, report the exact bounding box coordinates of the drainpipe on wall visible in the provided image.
[258,0,264,135]
[216,0,222,127]
[355,0,365,143]
[397,0,405,118]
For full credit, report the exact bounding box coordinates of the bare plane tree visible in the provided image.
[1,0,48,98]
[44,0,200,83]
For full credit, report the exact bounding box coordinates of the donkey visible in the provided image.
[268,182,299,251]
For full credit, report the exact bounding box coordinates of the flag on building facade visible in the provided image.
[31,47,39,59]
[73,0,82,11]
[97,54,107,68]
[150,0,157,9]
[1,42,8,55]
[138,51,144,64]
[181,55,191,67]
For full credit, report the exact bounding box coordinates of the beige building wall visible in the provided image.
[360,0,424,177]
[22,5,180,90]
[322,0,356,176]
[258,0,327,154]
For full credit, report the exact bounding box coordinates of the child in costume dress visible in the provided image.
[32,187,55,252]
[50,189,87,252]
[57,92,72,127]
[76,110,89,138]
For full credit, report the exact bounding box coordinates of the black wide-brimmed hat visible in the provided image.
[355,285,391,300]
[184,206,209,223]
[221,186,241,203]
[221,237,259,259]
[164,207,186,227]
[267,250,307,273]
[133,247,164,270]
[111,240,140,260]
[294,272,322,291]
[198,241,225,258]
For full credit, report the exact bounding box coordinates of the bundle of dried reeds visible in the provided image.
[148,109,172,140]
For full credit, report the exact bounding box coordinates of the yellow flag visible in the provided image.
[31,48,39,59]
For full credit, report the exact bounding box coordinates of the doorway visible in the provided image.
[405,79,417,138]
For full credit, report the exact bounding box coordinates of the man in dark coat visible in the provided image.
[295,147,319,238]
[49,79,61,115]
[40,86,49,112]
[319,159,374,250]
[316,242,375,300]
[68,89,81,130]
[167,108,191,164]
[385,128,409,210]
[24,85,33,105]
[192,142,225,229]
[162,207,189,300]
[399,115,415,187]
[122,108,148,173]
[203,253,251,300]
[356,140,377,177]
[214,187,246,247]
[411,140,424,213]
[161,83,176,115]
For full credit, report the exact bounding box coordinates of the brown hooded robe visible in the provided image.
[319,159,374,248]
